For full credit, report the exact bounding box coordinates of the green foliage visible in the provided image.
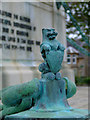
[66,2,89,35]
[66,2,89,50]
[56,2,90,55]
[75,76,90,86]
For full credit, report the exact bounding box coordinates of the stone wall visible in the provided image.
[0,2,74,89]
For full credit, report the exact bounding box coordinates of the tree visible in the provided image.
[66,2,89,50]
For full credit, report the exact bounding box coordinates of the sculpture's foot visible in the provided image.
[4,108,90,120]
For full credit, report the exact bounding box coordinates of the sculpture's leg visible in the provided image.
[0,97,32,118]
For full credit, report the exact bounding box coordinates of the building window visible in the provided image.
[67,54,70,57]
[67,54,71,64]
[1,36,6,41]
[67,58,70,63]
[73,54,75,57]
[72,54,76,64]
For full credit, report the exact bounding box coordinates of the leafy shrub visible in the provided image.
[75,76,90,86]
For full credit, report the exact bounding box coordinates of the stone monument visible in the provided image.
[0,29,89,120]
[0,2,75,91]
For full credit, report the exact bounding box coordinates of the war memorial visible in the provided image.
[0,2,75,89]
[0,2,89,120]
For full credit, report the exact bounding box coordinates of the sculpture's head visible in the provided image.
[42,28,58,41]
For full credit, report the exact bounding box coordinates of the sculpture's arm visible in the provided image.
[40,43,51,53]
[63,77,77,99]
[0,78,41,118]
[1,78,40,106]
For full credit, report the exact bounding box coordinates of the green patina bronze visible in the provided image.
[0,29,89,120]
[0,78,41,117]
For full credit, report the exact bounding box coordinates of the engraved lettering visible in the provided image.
[20,46,25,50]
[0,18,11,26]
[17,30,29,37]
[12,45,17,49]
[33,26,36,31]
[8,37,15,42]
[3,27,9,33]
[17,38,20,43]
[36,41,40,45]
[14,14,18,19]
[4,44,10,49]
[1,36,6,41]
[27,47,32,51]
[0,10,12,18]
[27,40,34,45]
[11,29,14,34]
[21,39,26,44]
[20,16,30,23]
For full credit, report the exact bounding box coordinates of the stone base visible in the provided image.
[4,108,89,120]
[4,117,89,120]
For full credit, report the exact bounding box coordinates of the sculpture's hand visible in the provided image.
[40,44,51,52]
[0,78,41,118]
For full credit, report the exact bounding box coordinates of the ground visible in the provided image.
[68,86,89,109]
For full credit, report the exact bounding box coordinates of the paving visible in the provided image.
[68,86,89,110]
